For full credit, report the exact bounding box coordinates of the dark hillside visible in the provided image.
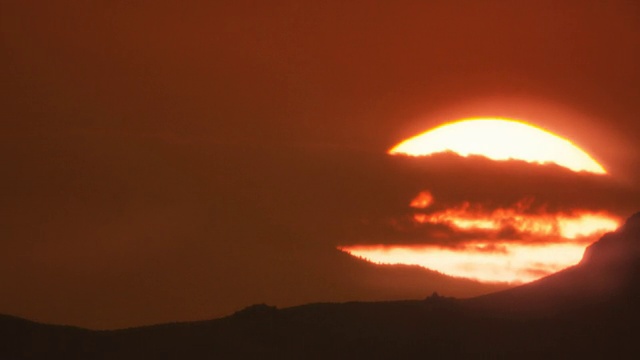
[2,213,639,359]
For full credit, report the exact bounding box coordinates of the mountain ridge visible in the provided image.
[2,212,639,358]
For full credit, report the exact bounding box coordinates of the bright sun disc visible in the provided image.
[390,118,606,174]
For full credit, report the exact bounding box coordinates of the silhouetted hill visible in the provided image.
[2,212,640,359]
[466,211,640,316]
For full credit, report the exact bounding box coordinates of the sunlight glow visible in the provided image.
[339,242,586,284]
[390,118,606,174]
[558,215,621,239]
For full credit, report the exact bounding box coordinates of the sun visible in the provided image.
[390,118,606,174]
[336,117,619,284]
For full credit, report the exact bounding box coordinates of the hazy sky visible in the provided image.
[1,0,639,329]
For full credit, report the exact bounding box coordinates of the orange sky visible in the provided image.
[1,0,639,329]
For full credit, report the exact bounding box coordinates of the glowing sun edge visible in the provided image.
[389,118,606,174]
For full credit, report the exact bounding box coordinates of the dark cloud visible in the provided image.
[330,153,639,246]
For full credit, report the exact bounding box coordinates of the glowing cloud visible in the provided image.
[339,192,622,284]
[411,198,620,241]
[410,191,434,209]
[390,118,606,174]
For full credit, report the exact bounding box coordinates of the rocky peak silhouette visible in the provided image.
[580,211,640,270]
[621,211,640,234]
[465,211,640,317]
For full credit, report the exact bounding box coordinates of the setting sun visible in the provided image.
[390,118,606,174]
